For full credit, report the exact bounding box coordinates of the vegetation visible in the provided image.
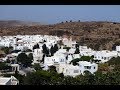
[2,56,120,85]
[50,45,54,56]
[32,63,42,71]
[75,44,79,49]
[17,53,33,67]
[63,46,71,51]
[22,68,120,85]
[42,44,49,55]
[74,48,80,54]
[1,46,13,54]
[0,62,11,70]
[23,49,32,52]
[70,58,80,66]
[23,70,63,85]
[70,56,93,65]
[53,44,59,53]
[33,43,39,50]
[28,53,33,61]
[49,44,59,56]
[107,56,120,66]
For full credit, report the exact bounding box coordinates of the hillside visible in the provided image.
[0,20,120,50]
[0,20,43,27]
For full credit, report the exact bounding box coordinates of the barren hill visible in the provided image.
[0,20,120,50]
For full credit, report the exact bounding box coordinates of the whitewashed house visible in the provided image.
[32,48,43,64]
[44,54,66,70]
[77,61,98,75]
[0,76,19,85]
[79,46,95,56]
[62,37,76,48]
[57,64,80,77]
[68,48,76,54]
[10,64,20,72]
[56,61,98,77]
[94,50,118,63]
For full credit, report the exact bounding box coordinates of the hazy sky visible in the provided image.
[0,5,120,24]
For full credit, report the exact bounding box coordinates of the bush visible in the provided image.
[63,46,71,51]
[108,56,120,66]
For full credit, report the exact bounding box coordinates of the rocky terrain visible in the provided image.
[0,20,120,50]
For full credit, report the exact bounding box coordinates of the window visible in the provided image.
[61,59,64,62]
[84,66,91,69]
[74,70,79,73]
[80,70,81,73]
[104,57,106,60]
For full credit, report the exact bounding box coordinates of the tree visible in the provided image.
[41,54,45,63]
[23,70,53,85]
[78,20,81,22]
[75,44,79,49]
[70,20,72,22]
[32,63,42,71]
[53,44,58,53]
[108,56,120,66]
[1,47,11,54]
[74,48,80,54]
[28,53,33,61]
[80,56,93,62]
[48,66,57,72]
[70,56,93,66]
[33,43,39,50]
[50,45,54,56]
[42,44,49,55]
[82,71,96,85]
[17,53,32,67]
[63,46,71,51]
[0,62,11,70]
[70,58,80,66]
[107,56,120,72]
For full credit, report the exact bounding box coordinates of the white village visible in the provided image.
[0,35,120,85]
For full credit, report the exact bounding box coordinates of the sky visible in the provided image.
[0,5,120,24]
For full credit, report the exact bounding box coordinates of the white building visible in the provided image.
[44,54,66,70]
[0,76,19,85]
[56,61,98,77]
[32,48,43,64]
[10,64,20,72]
[116,46,120,52]
[78,61,98,75]
[57,64,80,77]
[79,46,95,56]
[94,50,118,63]
[116,46,120,56]
[62,37,76,48]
